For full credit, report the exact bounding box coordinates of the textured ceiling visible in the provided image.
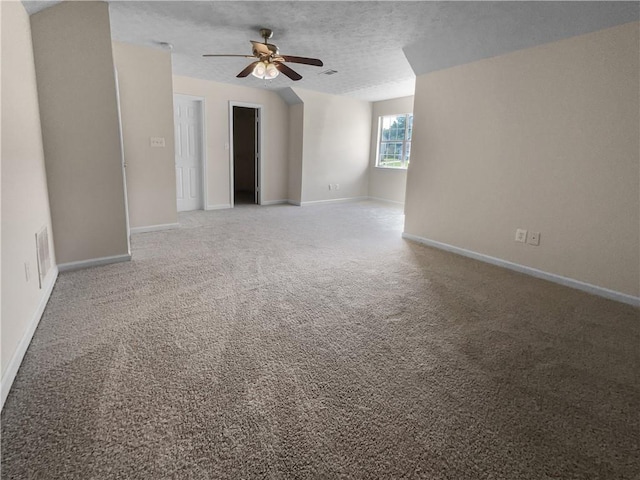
[22,1,639,102]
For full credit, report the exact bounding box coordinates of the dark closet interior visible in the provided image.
[233,106,257,205]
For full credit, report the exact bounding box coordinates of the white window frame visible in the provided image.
[376,113,413,169]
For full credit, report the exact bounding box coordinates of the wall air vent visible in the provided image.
[319,69,338,76]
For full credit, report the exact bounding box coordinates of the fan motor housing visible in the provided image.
[253,43,279,57]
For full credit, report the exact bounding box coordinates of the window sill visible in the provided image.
[374,166,408,171]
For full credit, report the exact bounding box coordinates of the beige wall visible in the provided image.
[405,22,640,297]
[112,42,177,229]
[172,75,289,207]
[292,89,371,204]
[1,2,56,380]
[369,96,414,204]
[287,103,304,204]
[30,1,129,265]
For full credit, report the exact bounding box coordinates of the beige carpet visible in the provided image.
[2,201,638,479]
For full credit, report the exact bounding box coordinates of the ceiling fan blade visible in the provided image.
[275,62,302,81]
[279,55,323,67]
[203,54,255,58]
[250,40,271,56]
[237,61,260,78]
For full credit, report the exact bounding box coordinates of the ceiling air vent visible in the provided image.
[319,69,338,76]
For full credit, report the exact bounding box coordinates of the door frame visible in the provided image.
[228,101,264,206]
[174,93,207,210]
[114,68,131,255]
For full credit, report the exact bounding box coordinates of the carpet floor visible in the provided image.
[1,201,638,479]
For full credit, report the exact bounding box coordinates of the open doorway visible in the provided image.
[230,103,262,206]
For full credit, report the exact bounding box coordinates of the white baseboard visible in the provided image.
[368,196,405,206]
[402,233,640,307]
[300,196,368,206]
[58,253,131,273]
[1,267,59,410]
[130,223,179,234]
[288,200,301,206]
[261,200,290,206]
[205,204,231,210]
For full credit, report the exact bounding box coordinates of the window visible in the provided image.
[376,113,413,169]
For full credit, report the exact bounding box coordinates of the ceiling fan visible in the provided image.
[203,28,323,81]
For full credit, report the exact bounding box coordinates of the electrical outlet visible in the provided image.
[150,137,166,148]
[515,228,527,243]
[528,231,541,246]
[328,184,332,190]
[335,183,340,190]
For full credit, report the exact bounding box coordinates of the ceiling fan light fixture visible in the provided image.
[252,61,279,80]
[252,61,267,78]
[265,63,279,79]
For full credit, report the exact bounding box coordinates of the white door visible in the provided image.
[174,97,203,212]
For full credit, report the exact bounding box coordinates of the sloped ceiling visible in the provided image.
[22,1,639,102]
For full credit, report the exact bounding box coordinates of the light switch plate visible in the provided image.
[515,228,527,243]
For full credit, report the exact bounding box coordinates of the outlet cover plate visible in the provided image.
[528,231,540,246]
[150,137,166,148]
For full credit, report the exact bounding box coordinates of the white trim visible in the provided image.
[200,97,208,210]
[402,233,640,307]
[261,199,290,206]
[300,196,369,206]
[130,223,179,234]
[229,101,264,207]
[373,166,409,171]
[174,94,208,211]
[374,166,409,171]
[114,68,131,256]
[57,253,131,273]
[288,200,302,206]
[1,267,59,410]
[368,196,405,206]
[205,203,232,211]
